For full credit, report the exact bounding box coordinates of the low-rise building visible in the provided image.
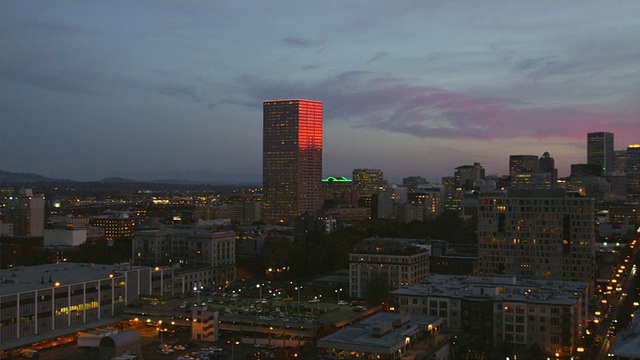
[390,274,589,358]
[349,238,430,299]
[0,262,175,349]
[317,312,448,360]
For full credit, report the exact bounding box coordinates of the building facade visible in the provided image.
[0,263,175,347]
[627,144,640,199]
[477,190,595,287]
[390,274,589,358]
[263,99,323,224]
[3,189,45,237]
[132,229,236,289]
[509,155,539,175]
[588,132,614,175]
[349,238,430,299]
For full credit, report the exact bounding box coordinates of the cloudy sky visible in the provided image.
[2,1,639,183]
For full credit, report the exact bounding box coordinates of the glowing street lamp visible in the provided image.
[295,286,303,314]
[335,288,343,303]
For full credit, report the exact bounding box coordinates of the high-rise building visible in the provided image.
[627,144,640,199]
[3,188,45,237]
[477,189,595,286]
[352,169,386,196]
[587,132,614,175]
[263,99,323,224]
[455,162,485,190]
[612,149,629,175]
[509,155,539,175]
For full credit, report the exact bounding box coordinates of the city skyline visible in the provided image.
[1,1,639,184]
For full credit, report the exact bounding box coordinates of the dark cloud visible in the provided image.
[367,52,388,64]
[282,36,324,47]
[231,71,637,141]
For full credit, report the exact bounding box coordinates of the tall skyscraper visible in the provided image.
[627,144,640,199]
[263,99,323,224]
[587,132,614,175]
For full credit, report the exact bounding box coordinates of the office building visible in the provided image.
[477,189,595,286]
[627,144,640,199]
[0,262,175,347]
[455,162,485,190]
[509,155,539,175]
[132,229,236,289]
[90,212,137,241]
[538,151,558,186]
[352,169,386,196]
[348,238,430,299]
[373,184,407,219]
[321,176,354,204]
[263,99,323,224]
[3,188,45,237]
[390,274,589,358]
[587,132,614,175]
[613,149,629,175]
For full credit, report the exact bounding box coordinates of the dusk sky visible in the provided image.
[2,1,639,184]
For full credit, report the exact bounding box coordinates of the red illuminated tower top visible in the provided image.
[263,99,323,224]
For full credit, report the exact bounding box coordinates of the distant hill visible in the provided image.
[0,170,261,186]
[0,170,73,184]
[97,177,138,183]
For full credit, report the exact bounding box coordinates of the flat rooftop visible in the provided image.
[318,313,441,352]
[0,262,144,295]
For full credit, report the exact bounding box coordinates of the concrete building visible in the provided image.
[373,184,407,220]
[477,189,595,287]
[391,274,590,358]
[3,188,45,237]
[132,229,236,290]
[0,262,175,348]
[317,312,448,360]
[43,227,87,246]
[262,99,323,224]
[90,212,137,241]
[349,238,430,299]
[191,306,219,342]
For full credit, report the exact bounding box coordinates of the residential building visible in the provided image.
[349,238,430,299]
[477,189,595,287]
[263,99,323,224]
[588,132,614,175]
[390,274,590,358]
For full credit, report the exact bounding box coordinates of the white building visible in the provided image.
[44,227,87,246]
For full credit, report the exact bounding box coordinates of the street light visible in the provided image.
[257,283,263,304]
[228,340,240,360]
[295,286,303,314]
[335,288,343,304]
[193,282,203,306]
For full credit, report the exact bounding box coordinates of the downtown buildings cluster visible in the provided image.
[0,99,638,359]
